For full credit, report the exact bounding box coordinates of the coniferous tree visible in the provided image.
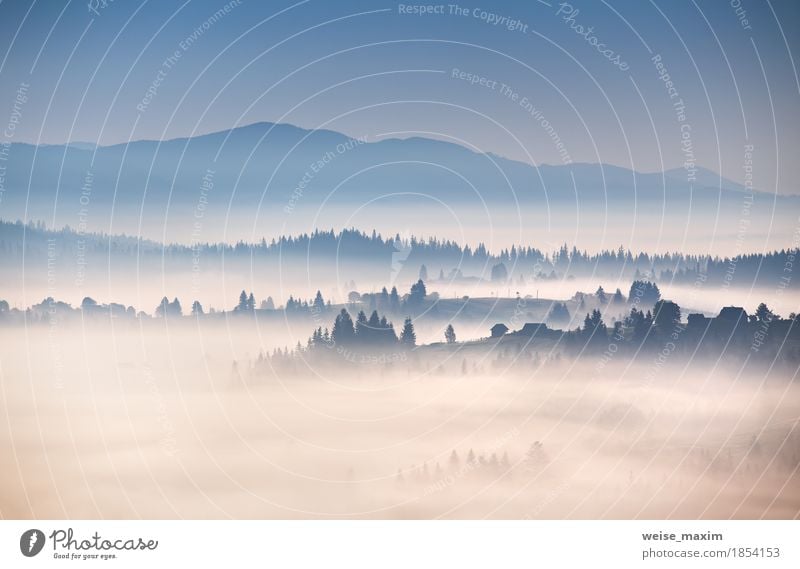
[582,309,606,339]
[652,300,681,330]
[755,302,777,322]
[407,279,427,308]
[445,324,456,344]
[313,290,325,313]
[400,317,416,347]
[355,310,368,339]
[389,286,400,312]
[331,309,356,345]
[237,290,248,311]
[155,296,170,317]
[419,264,428,281]
[191,300,204,316]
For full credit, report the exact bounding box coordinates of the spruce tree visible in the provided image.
[400,317,416,347]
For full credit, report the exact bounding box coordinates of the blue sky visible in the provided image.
[0,0,798,194]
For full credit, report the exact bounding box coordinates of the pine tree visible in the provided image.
[237,290,248,311]
[313,290,325,313]
[331,309,355,345]
[445,324,456,344]
[155,296,169,317]
[400,317,416,347]
[191,300,204,316]
[595,285,607,304]
[389,286,400,312]
[407,279,427,308]
[355,310,368,339]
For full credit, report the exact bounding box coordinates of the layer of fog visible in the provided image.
[1,323,798,519]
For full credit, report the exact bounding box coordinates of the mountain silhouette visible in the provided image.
[2,122,792,230]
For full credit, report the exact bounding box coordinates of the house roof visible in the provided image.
[718,306,747,321]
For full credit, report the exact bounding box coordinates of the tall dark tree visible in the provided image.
[237,290,249,311]
[169,297,182,316]
[247,292,256,311]
[191,300,204,316]
[755,302,777,322]
[389,286,400,312]
[445,324,456,344]
[366,310,382,343]
[407,279,427,308]
[155,296,170,318]
[652,300,681,330]
[331,309,355,345]
[400,317,416,347]
[582,309,607,339]
[355,310,368,338]
[313,290,325,313]
[379,315,398,344]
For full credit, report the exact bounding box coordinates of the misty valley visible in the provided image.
[1,223,798,519]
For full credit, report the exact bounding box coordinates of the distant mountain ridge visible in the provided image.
[3,121,795,253]
[2,121,766,212]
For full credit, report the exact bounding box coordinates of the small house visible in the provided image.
[490,323,509,338]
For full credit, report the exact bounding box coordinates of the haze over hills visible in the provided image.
[1,122,795,252]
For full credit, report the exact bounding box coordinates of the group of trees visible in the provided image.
[578,299,680,343]
[356,286,402,313]
[567,295,800,360]
[628,280,661,305]
[594,285,625,305]
[4,220,798,291]
[155,297,182,317]
[310,308,418,350]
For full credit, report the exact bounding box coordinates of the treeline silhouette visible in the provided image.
[2,219,796,287]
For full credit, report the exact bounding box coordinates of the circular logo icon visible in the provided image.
[20,529,45,557]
